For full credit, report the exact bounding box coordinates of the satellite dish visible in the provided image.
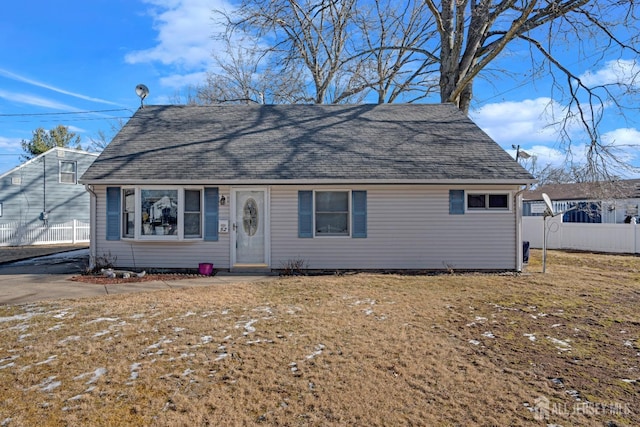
[542,193,555,217]
[135,84,149,108]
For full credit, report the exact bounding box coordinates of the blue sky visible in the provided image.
[1,0,639,177]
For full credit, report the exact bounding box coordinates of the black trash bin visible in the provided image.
[523,241,530,264]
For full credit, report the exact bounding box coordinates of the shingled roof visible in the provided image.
[524,179,640,201]
[80,104,534,184]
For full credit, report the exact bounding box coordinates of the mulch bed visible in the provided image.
[70,274,208,285]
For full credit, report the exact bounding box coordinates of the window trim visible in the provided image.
[465,191,512,212]
[121,186,204,241]
[59,160,77,184]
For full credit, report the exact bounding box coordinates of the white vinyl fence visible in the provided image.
[0,220,90,247]
[523,216,640,254]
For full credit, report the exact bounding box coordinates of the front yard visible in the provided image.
[0,250,638,426]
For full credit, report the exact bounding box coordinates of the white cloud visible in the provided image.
[159,71,208,89]
[601,127,640,148]
[471,97,567,145]
[125,0,233,73]
[0,69,121,106]
[579,59,640,87]
[0,136,21,150]
[0,89,76,111]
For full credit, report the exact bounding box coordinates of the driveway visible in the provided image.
[0,247,274,305]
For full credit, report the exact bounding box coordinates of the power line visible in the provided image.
[0,108,132,117]
[1,116,132,124]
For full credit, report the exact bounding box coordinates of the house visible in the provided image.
[0,147,98,227]
[79,104,535,272]
[523,180,640,223]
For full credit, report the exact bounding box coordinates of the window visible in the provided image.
[122,189,135,238]
[59,161,77,184]
[119,188,203,239]
[142,189,178,236]
[299,190,366,238]
[315,191,349,236]
[467,193,509,210]
[184,189,202,238]
[0,202,2,217]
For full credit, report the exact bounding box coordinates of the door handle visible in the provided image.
[232,223,237,231]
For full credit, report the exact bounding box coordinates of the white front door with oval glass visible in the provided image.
[232,189,269,268]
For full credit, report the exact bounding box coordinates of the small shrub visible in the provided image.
[280,258,308,276]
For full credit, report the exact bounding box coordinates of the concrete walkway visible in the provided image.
[0,244,275,305]
[0,272,274,305]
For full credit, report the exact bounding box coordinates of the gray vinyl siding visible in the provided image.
[92,186,230,269]
[92,184,519,271]
[0,149,96,225]
[271,185,518,270]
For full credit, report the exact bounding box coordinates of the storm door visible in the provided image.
[232,189,268,266]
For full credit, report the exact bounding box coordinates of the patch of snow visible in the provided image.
[551,324,562,328]
[147,337,173,350]
[466,322,476,327]
[475,316,487,322]
[174,327,185,333]
[182,311,196,317]
[524,334,536,342]
[73,369,104,383]
[52,310,74,319]
[47,323,65,332]
[222,335,233,341]
[35,355,57,366]
[482,332,495,339]
[364,308,374,316]
[201,335,213,344]
[221,309,230,315]
[182,368,194,377]
[240,319,257,335]
[59,335,81,345]
[0,313,35,323]
[130,363,141,380]
[547,337,571,351]
[305,344,326,360]
[39,376,61,392]
[68,394,84,401]
[215,353,228,362]
[621,378,637,384]
[18,333,31,341]
[130,313,145,319]
[0,362,15,370]
[93,330,110,338]
[469,340,481,346]
[86,317,119,324]
[624,340,634,347]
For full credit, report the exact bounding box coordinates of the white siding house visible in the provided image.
[80,104,534,272]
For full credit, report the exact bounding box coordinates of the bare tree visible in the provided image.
[87,119,125,152]
[212,0,639,177]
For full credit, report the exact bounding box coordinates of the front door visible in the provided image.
[232,189,269,268]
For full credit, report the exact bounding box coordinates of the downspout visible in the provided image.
[85,184,97,269]
[514,184,531,272]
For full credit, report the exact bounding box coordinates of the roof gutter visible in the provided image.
[79,178,537,186]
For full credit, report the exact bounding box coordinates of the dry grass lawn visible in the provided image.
[1,250,639,426]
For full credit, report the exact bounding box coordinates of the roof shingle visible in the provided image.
[80,104,534,184]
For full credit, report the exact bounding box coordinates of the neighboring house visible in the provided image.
[523,180,640,223]
[80,104,534,272]
[0,147,98,226]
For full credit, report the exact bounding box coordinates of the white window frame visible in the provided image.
[465,191,512,212]
[313,189,352,238]
[121,186,204,241]
[59,160,77,184]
